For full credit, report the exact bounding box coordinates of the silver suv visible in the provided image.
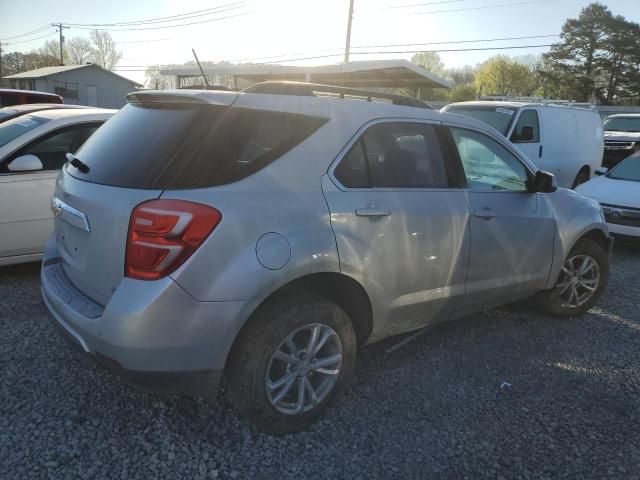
[42,83,611,434]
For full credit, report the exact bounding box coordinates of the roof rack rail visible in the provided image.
[243,81,432,109]
[478,95,596,109]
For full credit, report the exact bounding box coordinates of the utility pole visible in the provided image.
[52,23,70,65]
[344,0,354,63]
[0,41,4,82]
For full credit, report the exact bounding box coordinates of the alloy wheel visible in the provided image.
[265,323,343,415]
[556,254,600,308]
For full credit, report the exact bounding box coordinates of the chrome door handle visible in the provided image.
[356,207,392,217]
[473,209,496,220]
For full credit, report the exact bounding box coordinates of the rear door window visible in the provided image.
[334,122,450,189]
[68,103,328,189]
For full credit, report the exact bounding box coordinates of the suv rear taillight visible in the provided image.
[125,199,221,280]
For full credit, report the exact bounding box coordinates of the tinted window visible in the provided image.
[334,140,370,188]
[603,116,640,133]
[366,123,448,188]
[2,123,101,172]
[69,103,327,189]
[451,127,529,192]
[0,114,50,148]
[445,105,517,135]
[0,94,20,108]
[511,109,540,143]
[335,122,449,189]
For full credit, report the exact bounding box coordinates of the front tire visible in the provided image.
[535,238,609,317]
[226,292,357,435]
[572,169,590,188]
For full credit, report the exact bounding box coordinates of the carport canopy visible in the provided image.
[160,59,452,90]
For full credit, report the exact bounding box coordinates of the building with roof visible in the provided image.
[160,59,452,91]
[3,64,141,108]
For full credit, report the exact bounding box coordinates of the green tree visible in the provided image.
[543,2,640,104]
[410,51,449,100]
[2,51,59,76]
[475,55,536,96]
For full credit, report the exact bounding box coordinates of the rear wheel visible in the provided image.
[535,238,608,317]
[226,292,356,434]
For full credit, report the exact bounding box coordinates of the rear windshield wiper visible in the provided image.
[65,153,90,174]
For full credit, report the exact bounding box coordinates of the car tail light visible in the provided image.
[125,199,221,280]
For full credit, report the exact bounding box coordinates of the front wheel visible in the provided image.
[535,238,609,317]
[226,292,357,435]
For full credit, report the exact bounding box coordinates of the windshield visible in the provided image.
[0,114,50,148]
[445,105,518,135]
[603,116,640,133]
[0,108,19,120]
[608,153,640,182]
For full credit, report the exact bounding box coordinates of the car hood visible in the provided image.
[575,175,640,208]
[604,131,640,142]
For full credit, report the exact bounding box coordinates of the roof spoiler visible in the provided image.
[125,90,237,106]
[244,81,432,109]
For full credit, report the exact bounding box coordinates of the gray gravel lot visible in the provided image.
[1,244,639,480]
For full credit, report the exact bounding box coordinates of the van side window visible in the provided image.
[511,109,540,143]
[451,127,529,192]
[335,122,449,189]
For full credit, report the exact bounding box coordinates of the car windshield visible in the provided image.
[603,116,640,132]
[445,105,518,135]
[0,114,50,148]
[0,108,19,120]
[608,153,640,182]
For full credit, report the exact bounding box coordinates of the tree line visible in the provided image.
[2,30,122,76]
[411,2,640,105]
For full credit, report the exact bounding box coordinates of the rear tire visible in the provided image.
[226,291,357,435]
[535,238,608,318]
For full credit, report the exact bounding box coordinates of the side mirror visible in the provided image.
[594,166,608,176]
[528,170,557,193]
[7,154,43,172]
[511,125,535,142]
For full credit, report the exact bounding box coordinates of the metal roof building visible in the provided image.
[160,59,452,90]
[4,64,141,108]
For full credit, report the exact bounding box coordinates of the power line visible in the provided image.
[234,33,558,63]
[415,0,559,14]
[68,10,253,32]
[4,32,57,46]
[66,1,249,27]
[390,0,464,8]
[1,25,51,41]
[112,42,557,71]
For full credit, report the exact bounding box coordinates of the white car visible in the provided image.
[0,108,115,266]
[442,101,604,188]
[576,152,640,241]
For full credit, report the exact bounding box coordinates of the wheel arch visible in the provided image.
[224,272,374,371]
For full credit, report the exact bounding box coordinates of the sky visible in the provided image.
[1,0,639,86]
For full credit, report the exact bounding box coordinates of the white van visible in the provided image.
[442,101,604,188]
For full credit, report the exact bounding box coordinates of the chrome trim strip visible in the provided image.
[51,196,91,232]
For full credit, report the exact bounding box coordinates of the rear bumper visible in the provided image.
[41,242,254,396]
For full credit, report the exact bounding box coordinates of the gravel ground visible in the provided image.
[1,243,639,480]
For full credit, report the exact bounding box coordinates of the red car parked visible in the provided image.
[0,89,63,107]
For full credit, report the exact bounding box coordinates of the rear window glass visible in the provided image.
[68,103,328,189]
[0,114,50,148]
